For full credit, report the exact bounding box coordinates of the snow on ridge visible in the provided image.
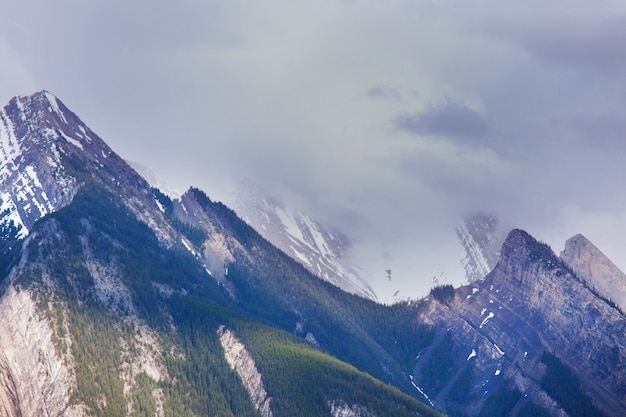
[57,129,83,150]
[0,192,27,239]
[276,206,306,244]
[44,91,67,124]
[457,221,491,281]
[0,109,22,169]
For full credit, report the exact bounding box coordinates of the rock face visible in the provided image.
[416,229,626,417]
[0,91,147,239]
[328,401,371,417]
[0,285,83,417]
[218,326,273,417]
[560,233,626,312]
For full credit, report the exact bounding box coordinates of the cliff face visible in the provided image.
[218,326,273,417]
[560,233,626,312]
[416,229,626,417]
[0,285,82,417]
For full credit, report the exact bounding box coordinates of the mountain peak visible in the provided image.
[489,228,561,284]
[500,228,554,262]
[0,91,147,240]
[561,233,626,311]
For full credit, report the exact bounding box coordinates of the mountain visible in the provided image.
[560,234,626,312]
[0,91,443,416]
[1,90,626,417]
[230,179,377,300]
[415,229,626,417]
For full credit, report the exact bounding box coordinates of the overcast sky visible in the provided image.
[2,0,626,300]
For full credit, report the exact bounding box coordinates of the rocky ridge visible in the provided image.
[231,179,376,300]
[416,229,626,417]
[560,233,626,312]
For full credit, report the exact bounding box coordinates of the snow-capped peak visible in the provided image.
[0,91,145,240]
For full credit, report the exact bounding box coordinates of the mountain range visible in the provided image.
[0,91,624,417]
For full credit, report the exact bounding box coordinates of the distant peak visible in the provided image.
[564,233,592,247]
[498,228,558,269]
[501,228,535,250]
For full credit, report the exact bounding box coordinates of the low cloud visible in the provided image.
[394,100,489,140]
[2,0,626,300]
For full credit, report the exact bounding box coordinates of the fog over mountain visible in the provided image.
[2,1,626,298]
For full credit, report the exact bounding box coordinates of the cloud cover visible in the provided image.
[2,0,626,300]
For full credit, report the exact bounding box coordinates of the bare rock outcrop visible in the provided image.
[0,286,83,417]
[417,229,626,417]
[560,233,626,311]
[217,325,273,417]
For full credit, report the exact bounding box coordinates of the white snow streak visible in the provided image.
[480,312,495,329]
[410,380,434,407]
[44,92,67,123]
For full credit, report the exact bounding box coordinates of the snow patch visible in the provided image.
[467,349,477,361]
[289,244,310,266]
[181,238,198,257]
[44,91,67,123]
[480,312,495,328]
[410,380,434,407]
[57,130,83,150]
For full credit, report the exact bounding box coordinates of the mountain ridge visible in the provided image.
[0,91,443,417]
[0,91,625,417]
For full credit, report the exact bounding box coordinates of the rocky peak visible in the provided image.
[0,91,152,241]
[561,234,626,311]
[492,229,560,283]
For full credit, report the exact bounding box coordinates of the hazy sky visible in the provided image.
[2,1,626,300]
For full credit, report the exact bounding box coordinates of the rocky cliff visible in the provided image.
[415,229,626,417]
[560,233,626,312]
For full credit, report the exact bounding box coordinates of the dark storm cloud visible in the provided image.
[394,100,489,140]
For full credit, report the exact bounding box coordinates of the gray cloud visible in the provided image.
[2,0,626,300]
[394,100,489,139]
[366,85,404,101]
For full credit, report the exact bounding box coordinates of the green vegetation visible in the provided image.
[14,183,443,416]
[69,302,129,416]
[430,284,455,304]
[419,332,457,397]
[448,361,474,408]
[540,351,608,417]
[171,218,208,247]
[516,402,552,417]
[236,323,444,417]
[476,384,521,417]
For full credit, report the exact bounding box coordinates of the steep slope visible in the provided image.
[231,179,377,300]
[0,91,442,417]
[414,229,626,417]
[455,212,509,283]
[560,233,626,312]
[165,186,436,393]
